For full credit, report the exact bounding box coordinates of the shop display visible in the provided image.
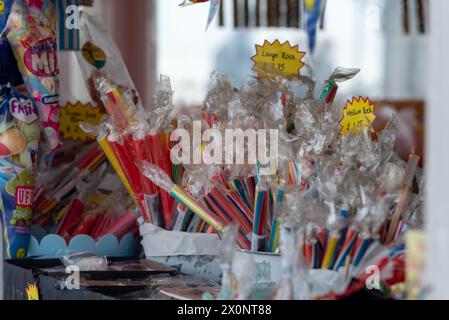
[81,72,182,228]
[0,0,430,302]
[138,62,421,298]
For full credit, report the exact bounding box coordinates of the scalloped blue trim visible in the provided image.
[27,225,138,258]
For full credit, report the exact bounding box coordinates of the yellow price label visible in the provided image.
[60,102,105,141]
[251,40,306,80]
[339,97,376,135]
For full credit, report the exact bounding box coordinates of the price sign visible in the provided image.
[251,40,306,80]
[339,97,376,135]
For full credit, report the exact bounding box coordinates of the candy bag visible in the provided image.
[76,9,142,109]
[0,85,40,259]
[5,0,61,150]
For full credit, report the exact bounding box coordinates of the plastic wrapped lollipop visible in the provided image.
[378,114,399,161]
[93,70,145,132]
[379,162,406,195]
[274,190,317,299]
[339,132,364,166]
[239,78,281,129]
[5,0,61,150]
[147,74,175,133]
[281,67,316,122]
[215,224,238,300]
[294,101,318,138]
[272,225,300,300]
[275,188,307,295]
[316,159,345,202]
[204,72,236,126]
[356,126,381,170]
[318,67,360,115]
[141,161,224,232]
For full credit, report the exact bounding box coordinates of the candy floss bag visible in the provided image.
[5,0,61,150]
[0,86,40,259]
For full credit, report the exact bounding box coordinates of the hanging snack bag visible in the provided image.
[76,9,142,109]
[0,85,40,259]
[5,0,61,150]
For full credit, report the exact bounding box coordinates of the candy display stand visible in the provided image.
[27,225,139,259]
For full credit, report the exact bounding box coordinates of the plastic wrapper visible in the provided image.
[216,224,238,300]
[91,72,177,227]
[378,114,399,160]
[318,67,360,111]
[231,250,256,300]
[274,224,317,300]
[61,251,108,271]
[76,9,142,109]
[0,85,40,259]
[93,71,144,131]
[148,74,175,131]
[204,72,235,126]
[5,0,61,150]
[141,161,224,232]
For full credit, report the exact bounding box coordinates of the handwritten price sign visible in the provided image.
[339,97,376,135]
[251,40,306,80]
[60,102,105,141]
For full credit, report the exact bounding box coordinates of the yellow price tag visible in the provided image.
[339,97,376,135]
[251,40,306,80]
[60,102,105,141]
